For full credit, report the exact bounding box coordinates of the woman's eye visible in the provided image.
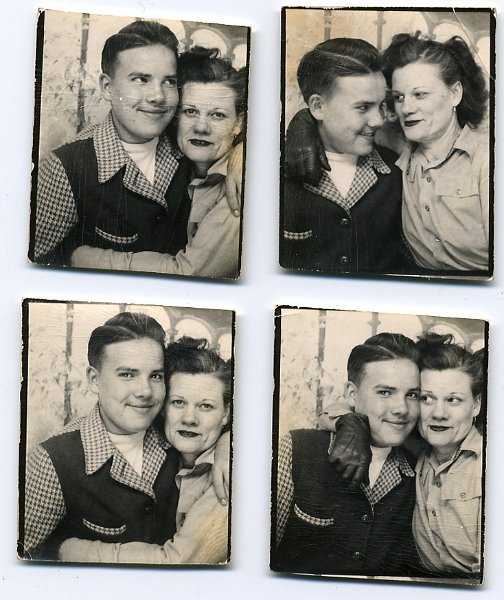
[420,394,435,405]
[199,403,215,411]
[170,398,185,407]
[447,396,463,405]
[415,92,427,99]
[211,112,226,120]
[393,94,404,103]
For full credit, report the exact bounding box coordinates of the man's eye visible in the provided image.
[407,392,419,400]
[132,76,148,84]
[164,78,177,87]
[151,373,164,381]
[377,390,391,397]
[118,372,133,379]
[356,105,369,112]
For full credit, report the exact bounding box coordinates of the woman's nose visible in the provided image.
[400,95,415,115]
[181,405,198,424]
[431,400,448,420]
[193,114,210,133]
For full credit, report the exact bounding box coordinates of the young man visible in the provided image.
[32,20,194,267]
[20,312,181,560]
[280,38,404,274]
[272,333,421,577]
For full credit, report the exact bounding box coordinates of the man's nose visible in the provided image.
[390,395,408,415]
[134,376,152,399]
[368,105,384,129]
[147,81,166,104]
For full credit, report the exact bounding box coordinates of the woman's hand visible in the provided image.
[225,143,244,216]
[212,431,231,505]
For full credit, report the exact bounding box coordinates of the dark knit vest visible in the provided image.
[43,137,192,265]
[39,429,180,560]
[273,429,417,576]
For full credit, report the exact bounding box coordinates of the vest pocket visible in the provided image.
[294,503,334,526]
[82,517,127,536]
[94,226,139,245]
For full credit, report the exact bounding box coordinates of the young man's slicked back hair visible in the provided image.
[88,312,166,369]
[347,332,420,386]
[101,20,179,76]
[297,37,382,104]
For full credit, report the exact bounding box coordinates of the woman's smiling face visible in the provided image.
[419,368,480,459]
[164,372,229,466]
[176,82,241,176]
[391,61,462,147]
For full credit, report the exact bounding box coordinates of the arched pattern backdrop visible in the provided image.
[25,300,234,453]
[284,8,492,130]
[276,307,486,439]
[38,11,249,161]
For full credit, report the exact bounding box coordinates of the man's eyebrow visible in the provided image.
[372,384,397,390]
[128,71,151,77]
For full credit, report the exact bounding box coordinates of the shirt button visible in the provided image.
[456,189,462,195]
[156,215,165,223]
[340,256,349,266]
[340,218,350,228]
[431,510,436,517]
[424,205,430,212]
[435,237,441,243]
[144,504,154,515]
[361,514,371,523]
[426,176,432,182]
[460,492,466,498]
[352,551,364,561]
[436,481,442,487]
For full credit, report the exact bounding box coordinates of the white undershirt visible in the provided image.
[108,430,146,476]
[121,137,159,185]
[325,151,358,198]
[368,445,392,488]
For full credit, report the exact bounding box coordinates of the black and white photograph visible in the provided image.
[18,299,234,565]
[29,9,250,280]
[280,7,494,279]
[271,306,487,584]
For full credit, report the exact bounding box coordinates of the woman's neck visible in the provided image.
[194,162,210,178]
[432,444,457,465]
[419,113,461,163]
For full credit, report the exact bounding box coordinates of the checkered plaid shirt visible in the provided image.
[275,431,414,544]
[303,147,392,212]
[23,404,170,556]
[34,112,182,259]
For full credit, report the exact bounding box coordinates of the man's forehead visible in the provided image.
[101,338,163,364]
[115,44,177,72]
[328,73,387,101]
[360,358,420,384]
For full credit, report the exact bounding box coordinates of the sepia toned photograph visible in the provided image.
[279,7,494,279]
[18,299,234,565]
[271,306,487,584]
[29,9,250,280]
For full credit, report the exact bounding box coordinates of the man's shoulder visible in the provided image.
[374,144,400,168]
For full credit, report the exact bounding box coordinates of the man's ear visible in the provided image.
[344,381,357,410]
[86,366,100,394]
[307,94,324,122]
[99,73,113,102]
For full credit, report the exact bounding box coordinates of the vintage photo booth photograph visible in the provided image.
[279,7,494,279]
[18,299,234,565]
[271,306,487,584]
[29,9,250,280]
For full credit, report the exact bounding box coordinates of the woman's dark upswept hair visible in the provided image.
[416,333,486,432]
[347,332,420,386]
[382,32,488,128]
[164,336,232,410]
[297,38,382,104]
[178,46,247,116]
[101,20,179,76]
[88,312,166,369]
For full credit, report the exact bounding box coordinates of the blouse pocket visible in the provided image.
[441,474,481,502]
[294,503,334,527]
[94,226,139,246]
[82,517,127,536]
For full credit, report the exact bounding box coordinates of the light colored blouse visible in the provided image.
[396,126,489,271]
[413,426,482,574]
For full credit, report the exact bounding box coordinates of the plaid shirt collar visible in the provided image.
[304,147,391,212]
[77,404,170,498]
[88,112,183,205]
[361,446,415,507]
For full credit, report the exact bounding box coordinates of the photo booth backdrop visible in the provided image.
[284,9,492,130]
[38,10,249,161]
[277,307,486,440]
[25,301,233,453]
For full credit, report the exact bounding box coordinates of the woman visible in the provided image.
[71,47,246,279]
[413,333,484,576]
[382,33,489,273]
[59,336,232,564]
